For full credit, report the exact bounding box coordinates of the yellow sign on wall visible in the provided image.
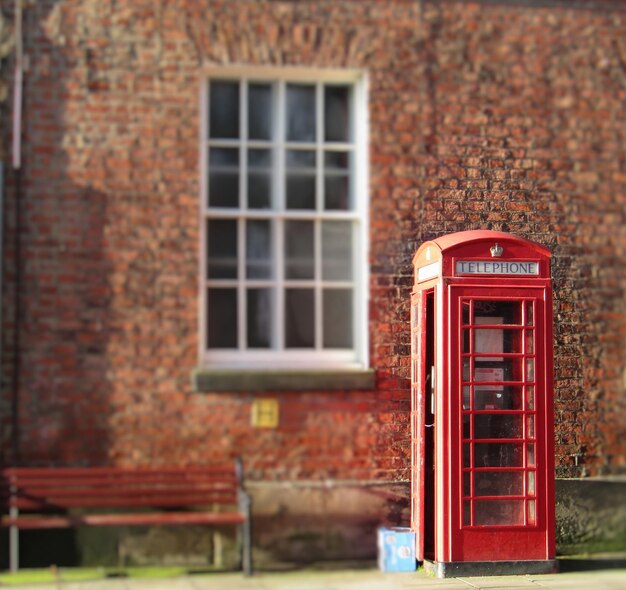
[251,398,279,428]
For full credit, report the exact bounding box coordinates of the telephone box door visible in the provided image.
[449,286,554,561]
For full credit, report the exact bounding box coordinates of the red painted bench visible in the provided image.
[0,461,252,574]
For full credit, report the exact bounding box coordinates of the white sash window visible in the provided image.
[201,68,369,370]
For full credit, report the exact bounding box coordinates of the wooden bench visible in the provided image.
[0,461,252,575]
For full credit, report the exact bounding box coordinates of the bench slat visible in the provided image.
[4,466,236,477]
[4,474,238,487]
[7,483,237,495]
[2,511,247,529]
[11,494,239,510]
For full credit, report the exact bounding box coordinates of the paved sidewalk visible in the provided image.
[7,565,626,590]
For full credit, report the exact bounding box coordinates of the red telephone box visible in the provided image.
[411,230,557,577]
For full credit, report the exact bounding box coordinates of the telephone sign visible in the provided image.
[455,260,540,276]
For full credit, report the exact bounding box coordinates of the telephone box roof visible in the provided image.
[413,230,551,264]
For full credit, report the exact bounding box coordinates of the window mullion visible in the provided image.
[315,82,324,351]
[275,218,284,351]
[316,81,324,213]
[238,216,246,351]
[314,219,322,351]
[238,79,248,351]
[275,80,286,352]
[241,80,248,210]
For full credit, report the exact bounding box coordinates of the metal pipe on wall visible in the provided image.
[0,160,3,466]
[10,0,23,465]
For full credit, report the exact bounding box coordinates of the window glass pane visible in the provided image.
[287,150,316,168]
[527,500,536,524]
[463,472,471,496]
[248,149,272,209]
[324,85,351,142]
[474,471,524,497]
[324,151,351,210]
[474,415,523,440]
[287,84,316,142]
[286,151,316,209]
[207,288,237,348]
[249,148,272,168]
[248,83,272,140]
[246,220,272,279]
[474,500,524,526]
[526,358,535,381]
[324,150,349,169]
[209,148,239,172]
[285,221,314,279]
[525,301,534,326]
[463,443,471,468]
[210,81,239,139]
[527,443,536,466]
[526,386,535,410]
[463,385,471,411]
[527,415,535,439]
[285,289,314,348]
[286,175,316,209]
[463,501,471,526]
[209,148,239,208]
[527,471,536,495]
[247,289,272,348]
[475,328,521,354]
[207,220,237,279]
[474,358,521,383]
[323,288,353,348]
[322,221,352,280]
[474,443,523,468]
[462,300,471,325]
[209,174,238,208]
[473,300,522,324]
[463,329,470,353]
[248,174,271,209]
[474,385,523,411]
[210,147,239,167]
[525,330,534,353]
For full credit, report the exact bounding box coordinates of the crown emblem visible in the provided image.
[490,243,503,258]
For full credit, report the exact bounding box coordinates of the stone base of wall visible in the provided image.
[1,478,624,569]
[556,477,626,555]
[246,481,409,568]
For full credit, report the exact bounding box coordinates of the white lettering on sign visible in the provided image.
[418,261,440,282]
[456,260,539,276]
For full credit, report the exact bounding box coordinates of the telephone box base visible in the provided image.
[424,559,559,578]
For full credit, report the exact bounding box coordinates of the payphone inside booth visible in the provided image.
[411,230,557,577]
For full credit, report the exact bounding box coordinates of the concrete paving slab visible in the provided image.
[4,566,626,590]
[527,570,626,589]
[456,576,540,588]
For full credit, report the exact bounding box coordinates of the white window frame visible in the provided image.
[199,66,369,370]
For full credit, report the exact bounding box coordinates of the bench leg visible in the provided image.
[241,493,252,576]
[9,524,18,573]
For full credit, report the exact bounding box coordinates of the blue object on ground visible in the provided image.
[377,527,417,573]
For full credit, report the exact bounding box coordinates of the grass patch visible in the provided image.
[0,566,202,586]
[0,568,103,586]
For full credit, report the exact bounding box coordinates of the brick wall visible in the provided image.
[1,0,625,487]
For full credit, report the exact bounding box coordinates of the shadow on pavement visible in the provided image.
[558,557,626,572]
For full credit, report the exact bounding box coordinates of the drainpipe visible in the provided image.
[0,160,3,465]
[11,0,23,465]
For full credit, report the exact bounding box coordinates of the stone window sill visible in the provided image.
[192,368,376,392]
